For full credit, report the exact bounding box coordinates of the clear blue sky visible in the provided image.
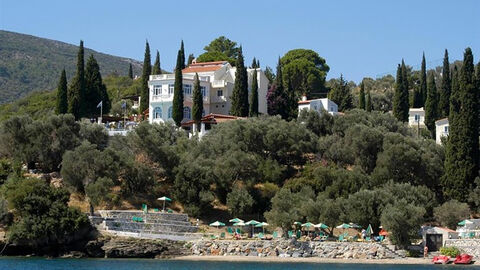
[1,0,479,82]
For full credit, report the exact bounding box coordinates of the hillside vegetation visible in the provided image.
[0,30,143,104]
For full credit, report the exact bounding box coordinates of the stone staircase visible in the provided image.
[94,210,201,241]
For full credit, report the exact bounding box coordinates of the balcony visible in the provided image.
[212,80,226,88]
[151,94,173,102]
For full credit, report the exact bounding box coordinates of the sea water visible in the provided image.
[0,257,479,270]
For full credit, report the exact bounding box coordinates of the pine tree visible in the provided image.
[420,52,427,107]
[187,54,195,65]
[85,54,110,116]
[249,69,259,117]
[128,63,133,79]
[55,69,68,114]
[192,73,203,130]
[425,71,438,137]
[358,82,366,110]
[442,48,479,201]
[366,90,373,112]
[139,41,151,113]
[68,40,85,120]
[230,46,249,116]
[179,40,186,69]
[152,50,161,75]
[393,61,409,122]
[328,74,353,112]
[438,49,451,117]
[172,49,184,127]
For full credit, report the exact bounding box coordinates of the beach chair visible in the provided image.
[365,236,371,241]
[288,230,293,238]
[220,232,225,239]
[153,208,159,212]
[227,227,234,235]
[236,228,243,234]
[210,234,217,240]
[296,230,301,238]
[273,231,278,238]
[257,232,264,239]
[167,209,173,213]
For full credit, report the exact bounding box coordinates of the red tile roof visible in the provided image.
[182,61,228,74]
[298,100,310,104]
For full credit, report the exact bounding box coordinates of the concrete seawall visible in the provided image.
[190,239,401,259]
[445,239,480,258]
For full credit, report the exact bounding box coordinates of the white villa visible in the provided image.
[435,118,449,145]
[148,60,268,124]
[297,96,338,116]
[408,107,425,128]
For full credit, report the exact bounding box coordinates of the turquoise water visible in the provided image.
[0,257,479,270]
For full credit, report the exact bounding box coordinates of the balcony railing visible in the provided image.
[212,80,226,88]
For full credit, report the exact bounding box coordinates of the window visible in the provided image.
[168,84,174,94]
[201,86,207,97]
[183,84,192,95]
[153,107,162,119]
[217,90,223,97]
[314,105,317,110]
[168,106,173,118]
[444,126,449,133]
[414,114,420,121]
[153,85,162,95]
[183,106,191,119]
[202,109,205,116]
[330,107,334,111]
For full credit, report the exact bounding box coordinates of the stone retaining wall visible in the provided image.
[190,239,399,259]
[444,239,480,258]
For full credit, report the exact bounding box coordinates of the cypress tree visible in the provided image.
[187,54,195,65]
[230,46,249,116]
[85,54,110,116]
[128,63,133,79]
[192,73,203,130]
[424,71,438,137]
[366,90,373,112]
[249,69,259,117]
[152,50,161,75]
[358,82,366,110]
[443,48,479,201]
[267,57,288,119]
[56,69,68,114]
[438,49,451,117]
[420,52,427,107]
[68,40,85,120]
[412,86,423,108]
[251,57,258,69]
[257,59,260,68]
[179,40,186,69]
[139,40,151,113]
[172,49,184,126]
[393,61,409,122]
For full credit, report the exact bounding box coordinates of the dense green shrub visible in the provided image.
[440,246,461,257]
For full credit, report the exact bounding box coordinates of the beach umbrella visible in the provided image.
[366,224,373,236]
[157,196,172,211]
[336,223,352,229]
[314,223,329,229]
[349,223,362,229]
[255,222,269,234]
[458,220,472,226]
[209,221,226,229]
[245,220,260,237]
[233,221,246,226]
[229,218,244,223]
[302,222,315,228]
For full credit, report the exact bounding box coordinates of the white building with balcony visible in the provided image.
[148,61,268,124]
[435,118,449,145]
[297,96,338,116]
[408,107,425,128]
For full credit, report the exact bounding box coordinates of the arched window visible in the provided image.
[167,106,173,118]
[183,106,191,120]
[153,107,162,119]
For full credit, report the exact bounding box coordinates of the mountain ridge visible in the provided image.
[0,30,143,104]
